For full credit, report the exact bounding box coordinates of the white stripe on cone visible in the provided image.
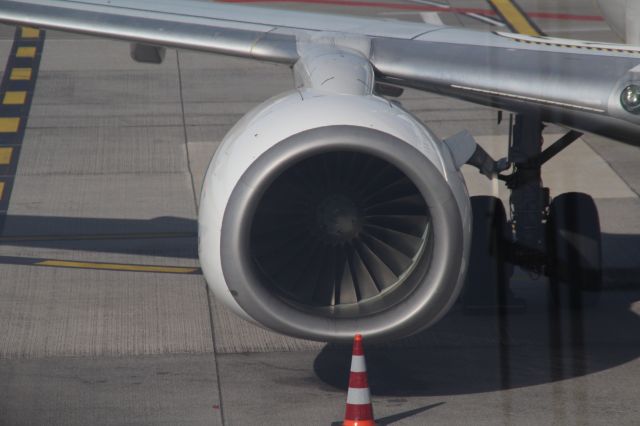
[346,387,371,405]
[350,355,366,372]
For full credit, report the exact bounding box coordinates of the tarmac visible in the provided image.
[0,0,639,424]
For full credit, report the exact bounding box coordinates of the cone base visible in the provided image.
[343,421,376,426]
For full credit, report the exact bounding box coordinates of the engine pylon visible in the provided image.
[343,334,375,426]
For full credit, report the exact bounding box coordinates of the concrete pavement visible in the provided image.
[0,0,639,424]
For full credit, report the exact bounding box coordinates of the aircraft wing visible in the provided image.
[1,0,640,143]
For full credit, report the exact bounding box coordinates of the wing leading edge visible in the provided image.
[1,0,640,143]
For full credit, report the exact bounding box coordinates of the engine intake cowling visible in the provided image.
[198,91,470,342]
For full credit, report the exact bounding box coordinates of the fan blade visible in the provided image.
[362,224,423,257]
[364,214,429,237]
[350,245,380,299]
[360,232,413,276]
[355,240,399,290]
[337,248,358,304]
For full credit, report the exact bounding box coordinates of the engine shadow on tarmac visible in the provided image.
[1,214,640,399]
[0,215,198,259]
[314,288,640,396]
[1,214,640,270]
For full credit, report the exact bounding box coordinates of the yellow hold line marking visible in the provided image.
[0,117,20,133]
[10,68,32,80]
[16,47,36,58]
[3,91,27,105]
[0,182,5,200]
[36,260,199,274]
[490,0,541,36]
[0,147,13,165]
[21,27,40,39]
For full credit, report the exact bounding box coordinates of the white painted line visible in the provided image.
[420,12,444,25]
[465,12,506,27]
[411,0,450,8]
[409,0,505,27]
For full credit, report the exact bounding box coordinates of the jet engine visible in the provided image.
[198,89,472,342]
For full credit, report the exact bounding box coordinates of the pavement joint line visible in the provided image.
[487,0,544,36]
[177,50,226,425]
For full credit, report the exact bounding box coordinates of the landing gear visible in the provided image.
[547,192,602,309]
[463,196,522,312]
[463,113,603,311]
[503,115,602,309]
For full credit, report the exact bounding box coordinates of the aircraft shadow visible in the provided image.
[0,214,198,259]
[1,214,640,398]
[313,206,640,396]
[314,286,640,396]
[0,214,639,272]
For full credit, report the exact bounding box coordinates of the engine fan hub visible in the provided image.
[316,194,362,244]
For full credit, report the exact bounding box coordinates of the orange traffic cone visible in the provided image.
[343,334,375,426]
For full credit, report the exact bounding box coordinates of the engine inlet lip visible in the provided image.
[220,125,463,342]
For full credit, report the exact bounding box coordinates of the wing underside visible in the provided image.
[1,0,640,143]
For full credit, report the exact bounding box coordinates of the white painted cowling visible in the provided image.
[198,89,472,342]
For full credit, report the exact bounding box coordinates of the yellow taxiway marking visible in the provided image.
[0,182,5,200]
[0,148,13,165]
[21,27,40,39]
[10,68,32,80]
[16,47,36,58]
[2,91,27,105]
[37,260,199,274]
[489,0,541,36]
[0,117,20,133]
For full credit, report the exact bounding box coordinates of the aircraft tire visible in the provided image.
[547,192,602,310]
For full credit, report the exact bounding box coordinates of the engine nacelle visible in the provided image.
[198,89,471,342]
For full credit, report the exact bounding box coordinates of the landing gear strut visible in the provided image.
[464,113,603,311]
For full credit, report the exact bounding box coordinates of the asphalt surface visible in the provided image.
[0,0,639,425]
